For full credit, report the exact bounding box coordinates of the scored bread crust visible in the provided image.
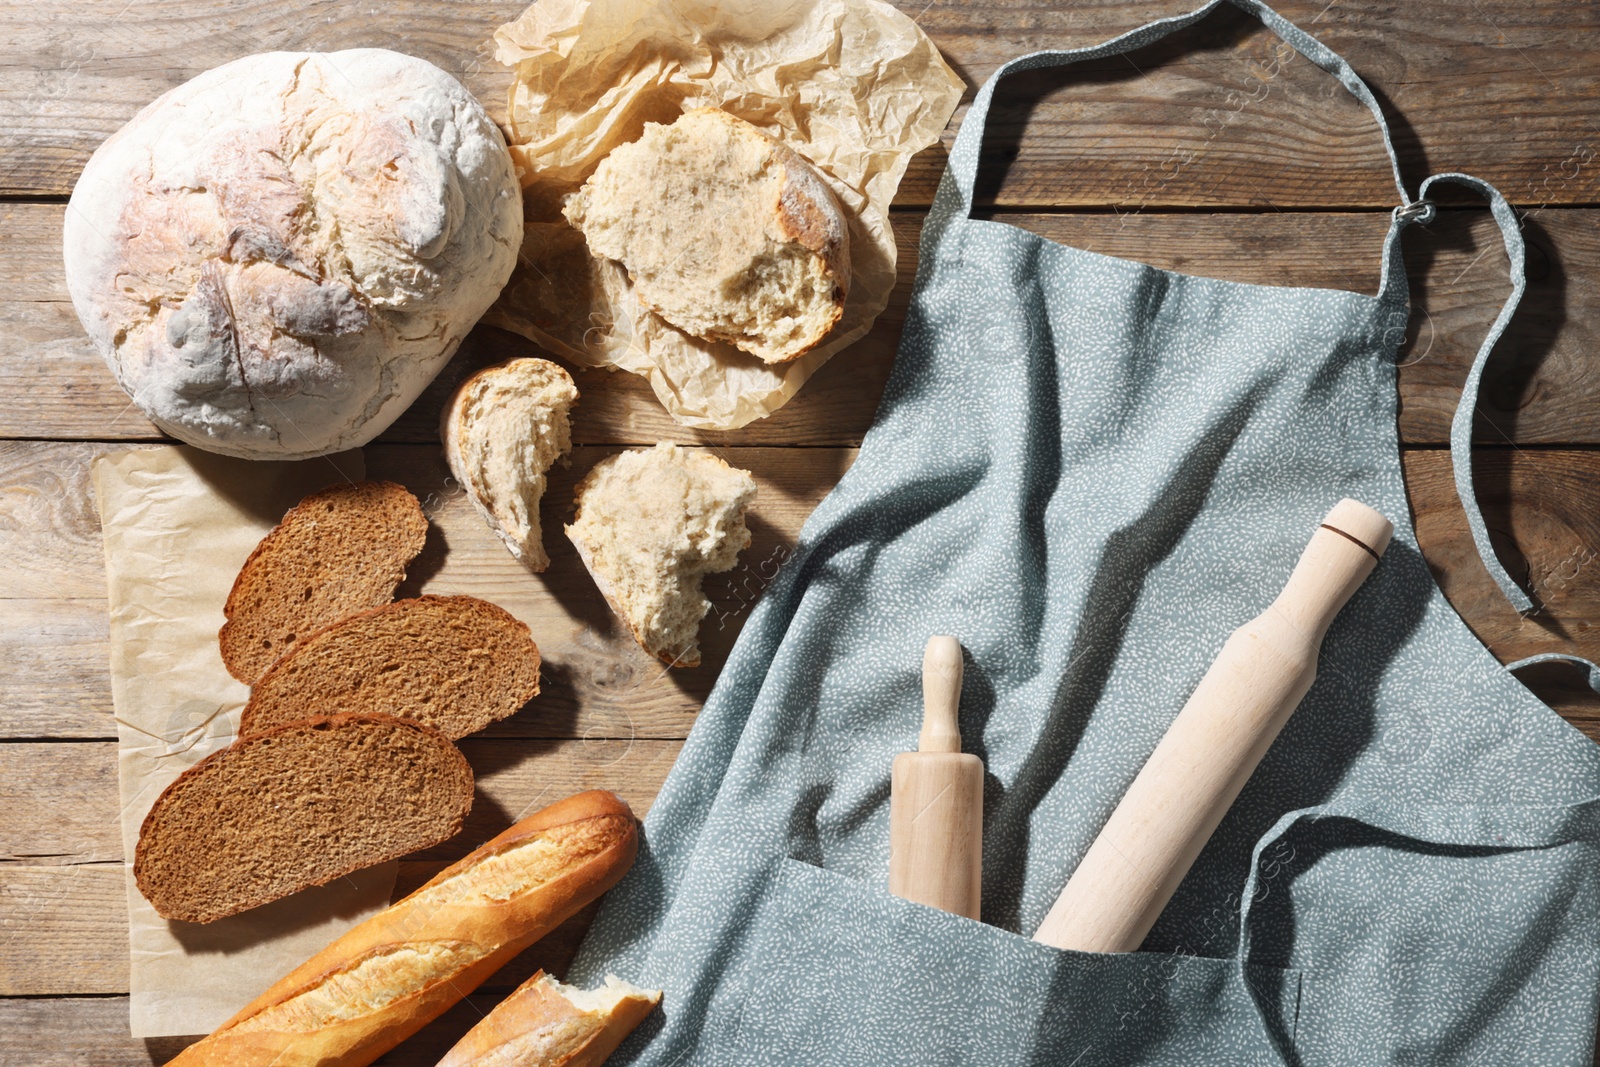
[219,480,428,684]
[435,971,660,1067]
[238,594,542,740]
[134,712,473,924]
[166,790,639,1067]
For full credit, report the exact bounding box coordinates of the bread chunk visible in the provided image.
[566,443,756,667]
[564,108,849,364]
[134,713,473,924]
[62,50,523,460]
[441,358,578,571]
[437,971,660,1067]
[240,595,541,739]
[219,480,427,684]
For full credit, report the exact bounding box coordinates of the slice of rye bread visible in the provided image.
[134,713,473,924]
[239,595,542,740]
[220,480,428,685]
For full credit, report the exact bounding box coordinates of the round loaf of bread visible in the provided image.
[63,50,523,459]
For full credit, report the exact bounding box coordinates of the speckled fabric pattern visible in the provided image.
[571,3,1600,1063]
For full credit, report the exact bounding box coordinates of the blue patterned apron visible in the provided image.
[572,2,1600,1062]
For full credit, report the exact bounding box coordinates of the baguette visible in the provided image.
[168,790,639,1067]
[437,972,660,1067]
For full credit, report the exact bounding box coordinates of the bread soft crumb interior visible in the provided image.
[566,443,756,665]
[449,358,577,570]
[564,109,844,363]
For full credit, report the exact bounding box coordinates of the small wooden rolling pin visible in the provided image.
[1033,499,1393,952]
[889,635,984,919]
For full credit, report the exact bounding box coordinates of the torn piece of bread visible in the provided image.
[219,480,428,684]
[566,443,756,668]
[441,357,579,571]
[134,713,473,924]
[240,595,541,740]
[437,971,660,1067]
[563,108,849,364]
[164,791,638,1067]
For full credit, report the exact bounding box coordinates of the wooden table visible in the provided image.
[4,1,1599,1062]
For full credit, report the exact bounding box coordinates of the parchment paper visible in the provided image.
[93,446,398,1039]
[486,0,964,430]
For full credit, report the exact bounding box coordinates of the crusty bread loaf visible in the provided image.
[437,971,660,1067]
[565,443,756,667]
[166,791,639,1067]
[63,50,522,460]
[239,595,541,739]
[220,480,427,684]
[564,108,849,364]
[135,713,473,924]
[441,357,579,571]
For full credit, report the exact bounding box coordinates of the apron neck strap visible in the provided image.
[932,0,1415,225]
[1392,172,1533,612]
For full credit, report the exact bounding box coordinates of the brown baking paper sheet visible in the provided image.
[94,446,397,1039]
[486,0,965,430]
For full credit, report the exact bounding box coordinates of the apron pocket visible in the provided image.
[705,856,1299,1066]
[1243,802,1600,1066]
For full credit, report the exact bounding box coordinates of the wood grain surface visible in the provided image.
[2,1,1597,208]
[3,0,1599,1061]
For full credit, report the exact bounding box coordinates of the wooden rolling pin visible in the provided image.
[889,635,984,919]
[1033,499,1393,952]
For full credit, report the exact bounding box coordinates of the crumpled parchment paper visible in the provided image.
[94,446,397,1038]
[486,0,964,430]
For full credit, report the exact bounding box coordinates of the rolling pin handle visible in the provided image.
[919,635,965,753]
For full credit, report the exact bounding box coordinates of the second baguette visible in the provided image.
[168,790,638,1067]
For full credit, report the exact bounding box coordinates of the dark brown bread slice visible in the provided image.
[134,713,473,924]
[219,480,428,684]
[240,595,542,740]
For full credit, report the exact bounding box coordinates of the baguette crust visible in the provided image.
[437,971,660,1067]
[167,790,639,1067]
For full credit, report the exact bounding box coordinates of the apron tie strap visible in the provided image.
[929,0,1418,240]
[1507,653,1600,699]
[1391,173,1533,613]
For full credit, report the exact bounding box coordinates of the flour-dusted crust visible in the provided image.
[63,50,523,459]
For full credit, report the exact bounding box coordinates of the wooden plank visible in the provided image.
[0,862,600,998]
[2,1,1596,208]
[0,440,843,739]
[8,204,1600,446]
[0,736,679,866]
[1405,447,1600,747]
[0,600,112,737]
[0,994,520,1063]
[7,442,1600,740]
